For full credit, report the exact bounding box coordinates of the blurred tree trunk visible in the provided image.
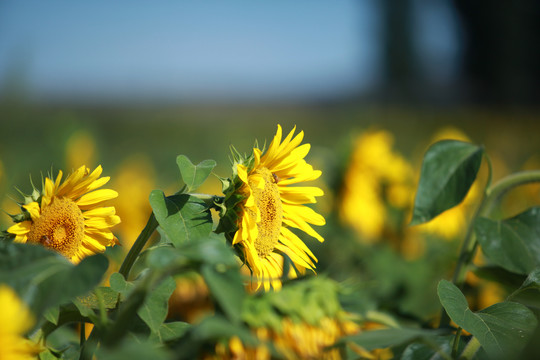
[380,0,418,102]
[453,0,540,106]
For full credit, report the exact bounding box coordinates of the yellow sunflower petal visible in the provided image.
[77,189,118,207]
[7,221,31,236]
[22,202,41,221]
[84,215,121,229]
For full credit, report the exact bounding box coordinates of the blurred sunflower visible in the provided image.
[203,277,360,360]
[7,165,120,263]
[0,285,42,359]
[217,125,325,291]
[339,130,415,242]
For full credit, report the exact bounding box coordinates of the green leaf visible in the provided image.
[74,286,119,318]
[437,279,537,358]
[191,315,256,345]
[138,276,176,334]
[201,264,246,323]
[508,268,540,309]
[176,155,216,192]
[150,321,191,343]
[0,242,108,315]
[43,306,60,325]
[411,140,483,225]
[146,234,237,270]
[149,191,213,247]
[110,272,134,298]
[95,337,172,360]
[475,207,540,275]
[343,328,445,351]
[401,335,456,360]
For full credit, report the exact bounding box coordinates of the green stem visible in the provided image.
[80,321,85,347]
[460,337,482,360]
[118,213,158,280]
[481,170,540,217]
[451,328,462,358]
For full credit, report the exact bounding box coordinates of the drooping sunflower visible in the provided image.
[7,165,120,263]
[217,125,325,291]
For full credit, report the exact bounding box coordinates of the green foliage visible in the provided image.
[438,280,537,358]
[149,191,213,247]
[411,140,483,225]
[475,207,540,275]
[345,328,447,352]
[0,242,108,317]
[176,155,216,192]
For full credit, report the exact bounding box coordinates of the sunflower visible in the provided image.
[7,165,120,263]
[218,125,325,291]
[0,285,42,359]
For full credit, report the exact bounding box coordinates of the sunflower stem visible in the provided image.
[118,213,158,280]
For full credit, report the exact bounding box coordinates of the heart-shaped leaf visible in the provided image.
[438,279,537,358]
[176,155,216,192]
[411,140,483,225]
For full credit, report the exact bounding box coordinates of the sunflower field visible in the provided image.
[1,105,540,360]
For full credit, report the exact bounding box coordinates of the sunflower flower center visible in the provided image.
[27,197,85,258]
[248,168,283,258]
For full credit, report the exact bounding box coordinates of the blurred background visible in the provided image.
[1,0,539,321]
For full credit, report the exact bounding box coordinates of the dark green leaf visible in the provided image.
[176,155,216,192]
[0,242,108,315]
[401,335,455,360]
[437,280,537,358]
[191,315,256,345]
[411,140,483,225]
[138,276,176,334]
[343,328,445,351]
[149,191,213,247]
[508,268,540,309]
[146,235,237,270]
[43,306,60,325]
[473,266,527,290]
[202,264,246,323]
[95,337,172,360]
[475,207,540,275]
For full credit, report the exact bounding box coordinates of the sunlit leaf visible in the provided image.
[149,191,213,247]
[437,280,537,358]
[475,207,540,275]
[176,155,216,192]
[410,140,483,225]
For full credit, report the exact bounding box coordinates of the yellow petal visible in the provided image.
[77,189,118,207]
[7,221,31,236]
[83,206,116,218]
[22,202,41,221]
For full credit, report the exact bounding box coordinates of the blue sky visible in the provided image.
[0,1,382,102]
[0,1,461,103]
